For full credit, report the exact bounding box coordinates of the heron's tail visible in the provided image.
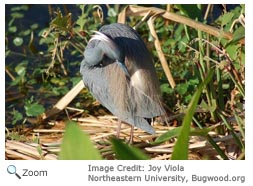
[124,117,155,134]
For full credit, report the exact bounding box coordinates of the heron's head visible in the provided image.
[90,31,125,63]
[90,31,129,77]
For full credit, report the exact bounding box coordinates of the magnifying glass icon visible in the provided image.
[7,165,21,179]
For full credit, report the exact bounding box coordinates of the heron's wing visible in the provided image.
[125,117,155,134]
[128,66,165,118]
[80,60,155,134]
[99,24,165,118]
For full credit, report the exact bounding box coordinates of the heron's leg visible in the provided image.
[116,120,122,138]
[116,121,134,144]
[128,125,134,144]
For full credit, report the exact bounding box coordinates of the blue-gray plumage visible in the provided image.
[80,23,165,137]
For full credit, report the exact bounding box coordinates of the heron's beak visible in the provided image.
[116,61,130,78]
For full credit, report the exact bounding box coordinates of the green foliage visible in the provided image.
[59,121,150,160]
[171,70,214,160]
[11,110,23,125]
[59,121,102,160]
[6,132,27,141]
[153,125,214,145]
[23,96,45,117]
[24,102,45,117]
[160,83,173,94]
[221,12,235,27]
[175,4,203,20]
[51,10,72,32]
[13,37,23,46]
[75,5,87,31]
[111,138,149,160]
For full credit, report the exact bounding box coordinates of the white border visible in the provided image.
[1,1,252,186]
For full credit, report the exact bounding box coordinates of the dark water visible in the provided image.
[5,5,83,127]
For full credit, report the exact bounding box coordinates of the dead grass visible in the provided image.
[5,113,241,160]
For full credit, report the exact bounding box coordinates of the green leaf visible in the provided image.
[222,83,230,89]
[8,26,17,33]
[176,83,188,95]
[37,146,43,157]
[51,11,72,31]
[76,5,87,30]
[232,26,245,42]
[153,127,181,144]
[14,60,28,77]
[12,110,23,125]
[11,12,24,19]
[210,99,217,112]
[175,4,202,20]
[226,26,245,47]
[241,50,245,65]
[226,44,240,60]
[70,77,82,86]
[200,99,216,113]
[189,78,199,85]
[240,4,245,14]
[10,76,21,86]
[52,86,69,96]
[189,126,215,136]
[21,29,31,36]
[111,138,149,160]
[30,23,39,30]
[108,8,117,17]
[10,5,28,11]
[171,69,214,160]
[13,37,23,46]
[25,103,45,117]
[160,83,173,94]
[184,94,192,103]
[15,65,26,76]
[221,12,234,27]
[59,121,102,160]
[153,126,214,145]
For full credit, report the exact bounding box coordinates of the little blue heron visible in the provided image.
[80,23,166,142]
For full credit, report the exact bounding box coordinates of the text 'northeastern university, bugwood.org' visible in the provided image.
[87,164,245,184]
